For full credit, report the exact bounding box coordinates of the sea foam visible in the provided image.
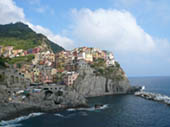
[54,113,64,117]
[0,113,44,127]
[67,104,108,112]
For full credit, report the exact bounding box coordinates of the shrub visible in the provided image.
[97,68,104,75]
[115,61,120,68]
[115,75,124,80]
[6,54,34,64]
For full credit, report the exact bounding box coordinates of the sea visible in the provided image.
[1,76,170,127]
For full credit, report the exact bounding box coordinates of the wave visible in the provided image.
[67,104,108,112]
[0,123,22,127]
[0,113,44,127]
[54,113,64,117]
[141,86,145,91]
[99,104,108,109]
[59,105,109,119]
[67,108,76,111]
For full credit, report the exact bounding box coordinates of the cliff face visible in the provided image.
[73,62,131,97]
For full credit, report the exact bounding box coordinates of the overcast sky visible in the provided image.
[0,0,170,77]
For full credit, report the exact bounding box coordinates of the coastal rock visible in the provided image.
[0,103,41,121]
[0,85,8,103]
[25,87,87,107]
[73,63,132,97]
[0,83,87,120]
[62,87,87,107]
[0,62,138,121]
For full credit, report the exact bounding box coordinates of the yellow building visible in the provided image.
[51,68,57,75]
[85,53,93,62]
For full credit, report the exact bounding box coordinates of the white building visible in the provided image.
[77,52,86,60]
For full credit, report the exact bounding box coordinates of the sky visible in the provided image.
[0,0,170,77]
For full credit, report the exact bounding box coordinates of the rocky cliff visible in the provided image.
[0,66,87,120]
[73,61,131,97]
[0,83,87,120]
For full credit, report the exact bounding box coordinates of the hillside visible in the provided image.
[0,22,64,53]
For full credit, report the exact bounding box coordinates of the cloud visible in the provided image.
[112,0,170,25]
[70,8,170,76]
[27,23,74,49]
[0,0,25,24]
[1,0,170,76]
[71,8,155,53]
[0,0,73,49]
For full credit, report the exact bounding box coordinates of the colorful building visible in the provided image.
[64,72,79,86]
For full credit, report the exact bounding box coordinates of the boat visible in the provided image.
[94,104,103,109]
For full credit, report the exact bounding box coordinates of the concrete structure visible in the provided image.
[42,84,65,92]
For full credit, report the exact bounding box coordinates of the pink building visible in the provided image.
[64,72,79,86]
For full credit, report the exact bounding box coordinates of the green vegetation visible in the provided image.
[0,37,41,50]
[6,54,34,64]
[0,22,64,52]
[46,39,65,53]
[93,58,106,67]
[90,59,124,81]
[0,57,7,67]
[90,58,106,75]
[56,72,65,84]
[56,59,65,72]
[115,61,120,68]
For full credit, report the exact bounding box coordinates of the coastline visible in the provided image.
[0,102,89,121]
[0,89,139,121]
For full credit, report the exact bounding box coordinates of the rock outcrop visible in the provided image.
[0,84,87,120]
[0,67,30,88]
[73,62,132,97]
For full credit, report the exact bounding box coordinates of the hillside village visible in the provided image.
[0,23,138,121]
[0,42,118,105]
[0,43,116,86]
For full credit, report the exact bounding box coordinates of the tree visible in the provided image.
[115,61,120,68]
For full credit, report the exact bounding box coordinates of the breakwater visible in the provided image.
[135,91,170,105]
